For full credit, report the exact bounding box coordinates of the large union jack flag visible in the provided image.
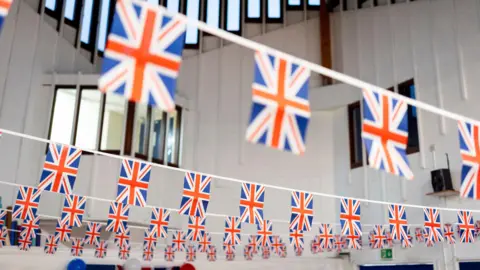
[21,216,40,240]
[187,216,206,242]
[179,172,211,218]
[106,202,130,233]
[13,186,42,220]
[458,121,480,199]
[38,143,82,195]
[149,207,169,238]
[95,241,108,258]
[0,0,13,34]
[239,182,265,225]
[44,235,59,255]
[165,245,175,261]
[172,231,186,252]
[84,222,102,246]
[443,223,456,244]
[457,210,475,243]
[224,216,241,246]
[289,229,304,251]
[60,194,86,227]
[362,88,413,179]
[99,0,186,112]
[246,51,311,155]
[116,159,151,207]
[71,238,84,257]
[318,224,334,250]
[198,232,212,252]
[257,220,273,247]
[423,208,443,243]
[340,198,362,249]
[290,191,313,231]
[388,204,409,241]
[55,219,71,242]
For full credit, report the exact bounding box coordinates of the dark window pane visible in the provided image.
[410,84,417,117]
[100,93,125,151]
[76,90,102,149]
[185,0,200,45]
[135,104,150,156]
[267,0,281,18]
[206,0,220,28]
[353,107,362,163]
[226,0,240,31]
[247,0,260,18]
[80,0,94,44]
[50,88,77,144]
[151,109,166,161]
[166,109,180,164]
[398,79,419,153]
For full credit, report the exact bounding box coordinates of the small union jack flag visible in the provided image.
[0,209,7,228]
[143,246,154,261]
[271,236,283,254]
[60,194,86,227]
[333,235,346,253]
[257,220,273,247]
[84,222,102,246]
[44,235,59,255]
[13,186,42,220]
[114,227,131,248]
[475,220,480,237]
[401,232,413,249]
[388,204,409,241]
[165,245,175,261]
[248,235,260,254]
[38,143,82,195]
[21,216,40,240]
[0,0,13,34]
[340,198,362,249]
[244,246,253,260]
[172,231,186,251]
[95,241,108,258]
[0,227,7,247]
[423,208,443,243]
[311,237,321,254]
[294,245,303,256]
[370,225,386,249]
[106,202,130,233]
[226,249,235,261]
[458,211,475,243]
[261,246,271,259]
[187,216,206,242]
[458,121,480,199]
[290,191,313,231]
[289,229,304,251]
[368,232,376,249]
[179,172,211,218]
[279,244,287,258]
[116,159,151,207]
[55,219,71,242]
[186,245,196,262]
[318,224,334,250]
[414,227,425,243]
[149,207,169,238]
[224,216,241,246]
[198,232,212,253]
[119,243,131,260]
[362,88,413,179]
[385,231,394,248]
[444,223,456,244]
[143,229,157,251]
[18,235,32,251]
[223,243,235,254]
[99,0,186,112]
[246,51,311,155]
[71,238,84,257]
[239,182,265,225]
[207,246,216,262]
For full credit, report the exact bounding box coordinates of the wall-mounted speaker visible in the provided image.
[431,169,453,193]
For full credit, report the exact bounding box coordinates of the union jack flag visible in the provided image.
[38,143,82,195]
[318,224,334,250]
[21,216,40,240]
[279,244,287,258]
[388,204,409,241]
[248,235,260,253]
[0,227,7,247]
[18,235,32,251]
[423,208,443,243]
[239,182,265,225]
[368,232,376,249]
[99,0,186,112]
[414,227,425,243]
[385,231,394,248]
[198,232,212,252]
[294,245,303,256]
[261,246,270,259]
[333,235,346,253]
[311,237,321,253]
[71,238,84,257]
[187,216,206,242]
[106,202,130,233]
[116,160,151,208]
[149,207,169,238]
[172,231,186,251]
[0,209,7,228]
[444,223,456,244]
[207,246,217,261]
[226,249,235,261]
[457,211,475,243]
[13,186,42,220]
[246,51,311,155]
[401,232,413,249]
[143,229,157,251]
[290,191,313,231]
[223,243,235,253]
[114,227,131,248]
[0,0,13,34]
[84,222,102,246]
[289,229,304,251]
[143,246,154,261]
[475,220,480,237]
[370,225,386,249]
[458,121,480,199]
[44,235,59,255]
[340,198,362,249]
[55,219,71,242]
[244,246,253,260]
[362,88,413,179]
[186,245,196,262]
[165,245,175,261]
[257,220,273,247]
[271,236,283,254]
[179,172,211,218]
[119,243,131,260]
[95,241,108,258]
[424,237,434,248]
[224,216,241,245]
[60,194,86,227]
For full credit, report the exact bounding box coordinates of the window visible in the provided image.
[134,104,150,158]
[267,0,282,22]
[74,88,102,149]
[246,0,261,22]
[64,0,77,21]
[205,0,221,28]
[225,0,241,33]
[166,108,182,165]
[151,108,167,163]
[80,0,95,45]
[348,101,363,169]
[166,0,180,12]
[398,79,419,154]
[287,0,303,10]
[184,0,201,46]
[48,87,77,145]
[307,0,320,9]
[96,0,112,52]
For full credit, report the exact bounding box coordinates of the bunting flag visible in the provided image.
[294,245,303,256]
[226,248,235,261]
[401,231,413,249]
[186,245,196,262]
[95,241,108,258]
[0,210,6,228]
[0,227,7,247]
[224,216,241,246]
[424,229,434,247]
[106,202,130,233]
[44,235,58,255]
[290,191,313,231]
[84,222,102,246]
[423,208,443,243]
[207,246,217,262]
[385,231,394,248]
[271,236,283,254]
[246,51,311,155]
[164,245,175,261]
[114,227,131,248]
[143,229,157,251]
[143,247,154,261]
[13,186,42,220]
[457,211,475,243]
[475,220,480,237]
[187,216,206,242]
[414,227,425,243]
[289,229,304,251]
[311,237,321,254]
[116,159,151,207]
[18,235,32,251]
[261,246,270,259]
[119,243,131,260]
[0,0,13,34]
[370,225,385,249]
[172,231,186,251]
[20,216,40,240]
[244,246,253,261]
[368,232,376,249]
[71,238,84,257]
[458,121,480,199]
[362,88,413,179]
[444,223,456,244]
[318,224,334,250]
[257,220,273,247]
[223,243,235,253]
[247,235,260,254]
[333,235,346,253]
[198,232,212,252]
[60,194,86,227]
[340,198,362,249]
[99,0,186,112]
[239,182,265,225]
[178,172,211,218]
[388,204,408,241]
[55,219,72,242]
[279,244,287,258]
[38,143,82,195]
[149,207,169,238]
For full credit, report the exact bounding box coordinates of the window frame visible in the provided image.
[398,78,420,155]
[245,0,262,23]
[286,0,303,11]
[224,0,242,35]
[347,101,364,169]
[266,0,283,23]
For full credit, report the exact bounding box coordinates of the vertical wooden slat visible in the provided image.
[320,0,332,85]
